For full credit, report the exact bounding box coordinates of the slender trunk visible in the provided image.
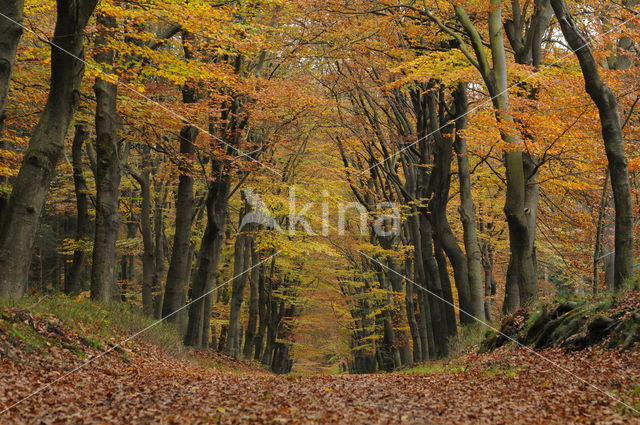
[404,258,420,363]
[243,240,260,358]
[65,125,90,294]
[90,14,120,303]
[0,0,98,298]
[0,0,24,135]
[421,218,448,357]
[453,2,539,307]
[0,0,23,217]
[132,147,156,315]
[426,87,475,325]
[377,269,400,370]
[387,257,411,366]
[453,83,486,322]
[593,171,610,292]
[184,175,230,348]
[552,0,634,290]
[161,125,197,320]
[153,185,167,318]
[254,271,269,360]
[406,214,430,361]
[480,233,497,321]
[434,240,458,338]
[225,206,251,357]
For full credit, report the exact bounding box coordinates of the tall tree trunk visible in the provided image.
[434,240,458,338]
[0,0,24,135]
[225,202,252,357]
[184,175,230,348]
[90,14,120,303]
[593,171,610,292]
[131,147,156,314]
[453,83,486,322]
[552,0,634,290]
[254,269,270,360]
[446,3,539,307]
[243,241,260,358]
[161,124,197,320]
[153,183,167,318]
[387,257,411,366]
[0,0,98,298]
[65,125,90,294]
[404,258,421,363]
[426,89,476,325]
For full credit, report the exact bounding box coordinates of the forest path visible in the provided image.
[2,342,639,424]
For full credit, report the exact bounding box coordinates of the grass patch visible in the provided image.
[481,364,519,378]
[0,293,184,356]
[400,361,467,375]
[448,323,494,358]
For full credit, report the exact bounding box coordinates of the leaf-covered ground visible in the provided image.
[1,307,640,424]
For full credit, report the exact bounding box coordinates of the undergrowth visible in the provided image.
[0,293,184,356]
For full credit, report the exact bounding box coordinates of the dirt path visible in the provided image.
[2,342,639,424]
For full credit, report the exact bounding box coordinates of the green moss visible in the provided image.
[1,294,184,358]
[400,362,467,375]
[481,364,519,378]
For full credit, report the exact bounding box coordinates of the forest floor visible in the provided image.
[1,297,639,424]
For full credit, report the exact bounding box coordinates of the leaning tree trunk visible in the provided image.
[552,0,634,291]
[0,0,98,299]
[0,0,24,135]
[90,14,120,303]
[65,125,90,294]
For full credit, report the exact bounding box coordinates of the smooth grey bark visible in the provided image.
[131,145,156,315]
[424,3,540,307]
[480,225,497,321]
[90,14,120,303]
[65,125,90,294]
[0,0,24,134]
[592,171,610,292]
[374,261,401,370]
[185,73,246,347]
[184,173,230,348]
[503,0,551,312]
[162,31,201,321]
[153,182,167,318]
[404,258,421,363]
[434,239,458,337]
[253,265,270,360]
[552,0,634,291]
[225,201,252,357]
[452,83,486,322]
[425,88,475,325]
[243,240,260,358]
[387,256,411,366]
[505,0,553,68]
[469,2,538,306]
[161,124,197,320]
[0,0,98,299]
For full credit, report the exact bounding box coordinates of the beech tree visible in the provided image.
[0,0,637,374]
[0,0,98,298]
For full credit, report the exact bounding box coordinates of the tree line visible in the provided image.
[0,0,638,372]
